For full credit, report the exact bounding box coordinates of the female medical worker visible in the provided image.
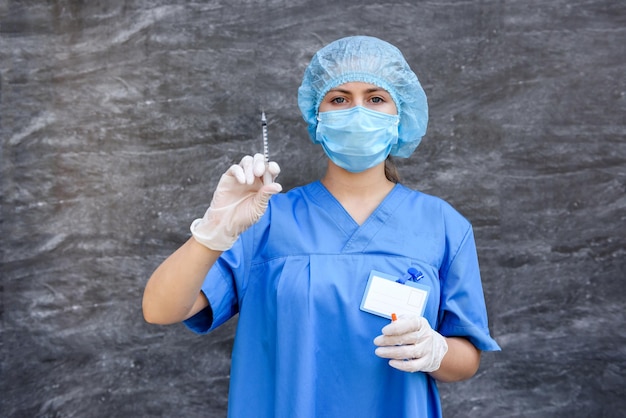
[143,35,500,417]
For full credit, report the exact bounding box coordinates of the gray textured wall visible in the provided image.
[1,1,625,417]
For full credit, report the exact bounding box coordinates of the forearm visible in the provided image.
[429,337,481,382]
[142,237,220,324]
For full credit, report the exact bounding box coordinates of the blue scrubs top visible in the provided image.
[185,181,500,418]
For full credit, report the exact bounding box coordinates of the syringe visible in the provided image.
[261,111,272,185]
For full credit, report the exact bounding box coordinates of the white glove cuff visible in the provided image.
[425,332,449,372]
[190,217,238,252]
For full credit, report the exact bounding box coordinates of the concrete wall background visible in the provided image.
[1,1,625,416]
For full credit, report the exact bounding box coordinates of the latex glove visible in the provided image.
[190,153,282,251]
[373,315,448,373]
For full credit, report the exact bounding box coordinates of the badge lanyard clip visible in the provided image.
[396,267,424,285]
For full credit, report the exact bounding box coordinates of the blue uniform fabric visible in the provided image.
[185,181,500,418]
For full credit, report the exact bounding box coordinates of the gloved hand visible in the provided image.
[190,153,282,251]
[373,315,448,373]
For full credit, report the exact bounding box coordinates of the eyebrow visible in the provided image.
[327,87,389,95]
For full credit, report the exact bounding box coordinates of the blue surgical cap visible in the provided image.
[297,36,428,158]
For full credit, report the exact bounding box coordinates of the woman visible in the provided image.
[143,35,500,417]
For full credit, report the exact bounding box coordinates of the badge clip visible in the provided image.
[396,267,424,284]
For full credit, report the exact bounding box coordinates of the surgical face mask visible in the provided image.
[316,106,400,173]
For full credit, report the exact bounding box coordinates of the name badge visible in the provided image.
[360,270,430,320]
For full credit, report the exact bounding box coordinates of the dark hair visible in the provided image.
[384,156,400,183]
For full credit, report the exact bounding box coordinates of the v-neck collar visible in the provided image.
[307,181,411,252]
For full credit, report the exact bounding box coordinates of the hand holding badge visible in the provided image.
[373,315,448,373]
[360,268,447,373]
